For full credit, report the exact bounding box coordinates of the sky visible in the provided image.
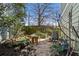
[24,3,61,26]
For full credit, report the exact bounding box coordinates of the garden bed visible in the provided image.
[0,36,36,56]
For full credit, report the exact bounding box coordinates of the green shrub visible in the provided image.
[21,26,53,35]
[50,44,64,53]
[12,36,30,48]
[21,26,36,35]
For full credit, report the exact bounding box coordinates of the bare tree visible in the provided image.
[26,3,54,26]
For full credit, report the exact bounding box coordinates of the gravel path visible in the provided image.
[35,39,52,56]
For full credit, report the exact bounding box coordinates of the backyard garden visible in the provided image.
[0,3,78,56]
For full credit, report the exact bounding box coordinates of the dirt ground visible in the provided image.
[34,38,52,56]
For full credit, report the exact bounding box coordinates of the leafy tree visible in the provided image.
[11,3,26,38]
[0,3,26,41]
[0,3,7,41]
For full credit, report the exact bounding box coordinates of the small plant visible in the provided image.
[50,44,64,56]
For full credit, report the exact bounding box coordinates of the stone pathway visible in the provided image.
[35,38,52,56]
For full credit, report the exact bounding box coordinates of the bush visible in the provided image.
[50,44,64,56]
[14,36,30,46]
[21,26,53,36]
[21,26,37,35]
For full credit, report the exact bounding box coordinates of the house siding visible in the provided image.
[61,3,79,52]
